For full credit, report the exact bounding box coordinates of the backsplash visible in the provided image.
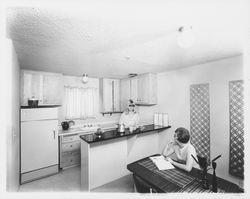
[58,112,121,130]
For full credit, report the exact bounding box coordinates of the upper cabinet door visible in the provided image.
[137,74,149,104]
[119,73,157,106]
[21,71,43,105]
[113,79,120,112]
[120,78,130,111]
[137,73,157,105]
[100,78,121,112]
[20,70,63,106]
[102,79,113,112]
[130,77,138,103]
[43,73,63,105]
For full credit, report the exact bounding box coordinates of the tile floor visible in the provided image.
[19,166,134,193]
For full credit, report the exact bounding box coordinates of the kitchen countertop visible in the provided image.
[58,126,118,136]
[21,105,61,109]
[80,124,171,144]
[58,128,89,136]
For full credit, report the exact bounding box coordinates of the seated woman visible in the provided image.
[162,127,198,172]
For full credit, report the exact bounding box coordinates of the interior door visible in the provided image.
[21,120,58,173]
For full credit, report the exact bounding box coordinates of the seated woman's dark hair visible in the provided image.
[175,127,190,144]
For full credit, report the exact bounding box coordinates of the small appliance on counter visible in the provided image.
[28,96,39,107]
[68,120,75,128]
[61,121,69,130]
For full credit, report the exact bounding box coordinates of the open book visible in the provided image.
[149,155,175,170]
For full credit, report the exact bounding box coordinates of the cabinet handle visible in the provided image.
[53,130,55,139]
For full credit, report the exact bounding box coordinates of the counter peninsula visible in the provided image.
[80,124,171,191]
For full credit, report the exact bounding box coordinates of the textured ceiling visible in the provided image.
[6,0,246,78]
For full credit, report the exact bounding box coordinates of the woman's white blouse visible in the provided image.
[119,112,140,128]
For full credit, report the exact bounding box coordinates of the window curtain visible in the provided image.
[64,86,98,119]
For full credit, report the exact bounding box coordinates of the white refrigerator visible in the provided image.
[21,107,59,184]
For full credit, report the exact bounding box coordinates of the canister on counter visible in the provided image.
[163,113,169,126]
[154,114,159,125]
[158,114,163,126]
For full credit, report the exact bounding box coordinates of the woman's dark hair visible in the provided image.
[175,127,190,144]
[129,99,135,107]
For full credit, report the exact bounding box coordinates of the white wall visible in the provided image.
[5,39,20,191]
[139,55,243,186]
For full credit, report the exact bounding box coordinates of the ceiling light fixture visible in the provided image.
[82,73,88,84]
[128,73,138,78]
[177,26,195,48]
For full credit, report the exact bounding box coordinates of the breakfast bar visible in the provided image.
[80,124,171,191]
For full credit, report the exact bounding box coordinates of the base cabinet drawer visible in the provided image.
[61,151,80,168]
[61,141,80,152]
[61,134,80,143]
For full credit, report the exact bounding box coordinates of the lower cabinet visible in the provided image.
[61,151,80,168]
[60,134,81,169]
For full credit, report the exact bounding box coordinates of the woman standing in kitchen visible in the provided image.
[119,99,140,131]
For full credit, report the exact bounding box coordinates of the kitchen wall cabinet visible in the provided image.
[130,77,138,103]
[120,73,157,107]
[20,70,63,106]
[120,78,130,111]
[120,77,138,110]
[137,73,157,105]
[100,78,121,112]
[43,74,63,104]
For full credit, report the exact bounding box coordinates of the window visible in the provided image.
[64,86,98,119]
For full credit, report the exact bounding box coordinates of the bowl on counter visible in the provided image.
[68,120,75,128]
[94,128,104,137]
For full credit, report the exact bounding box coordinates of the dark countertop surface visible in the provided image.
[80,124,171,144]
[21,105,61,109]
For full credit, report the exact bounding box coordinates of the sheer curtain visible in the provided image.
[64,86,98,119]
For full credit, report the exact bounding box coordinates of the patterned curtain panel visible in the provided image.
[190,83,210,161]
[229,80,244,178]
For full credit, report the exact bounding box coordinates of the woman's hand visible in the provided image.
[162,141,175,157]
